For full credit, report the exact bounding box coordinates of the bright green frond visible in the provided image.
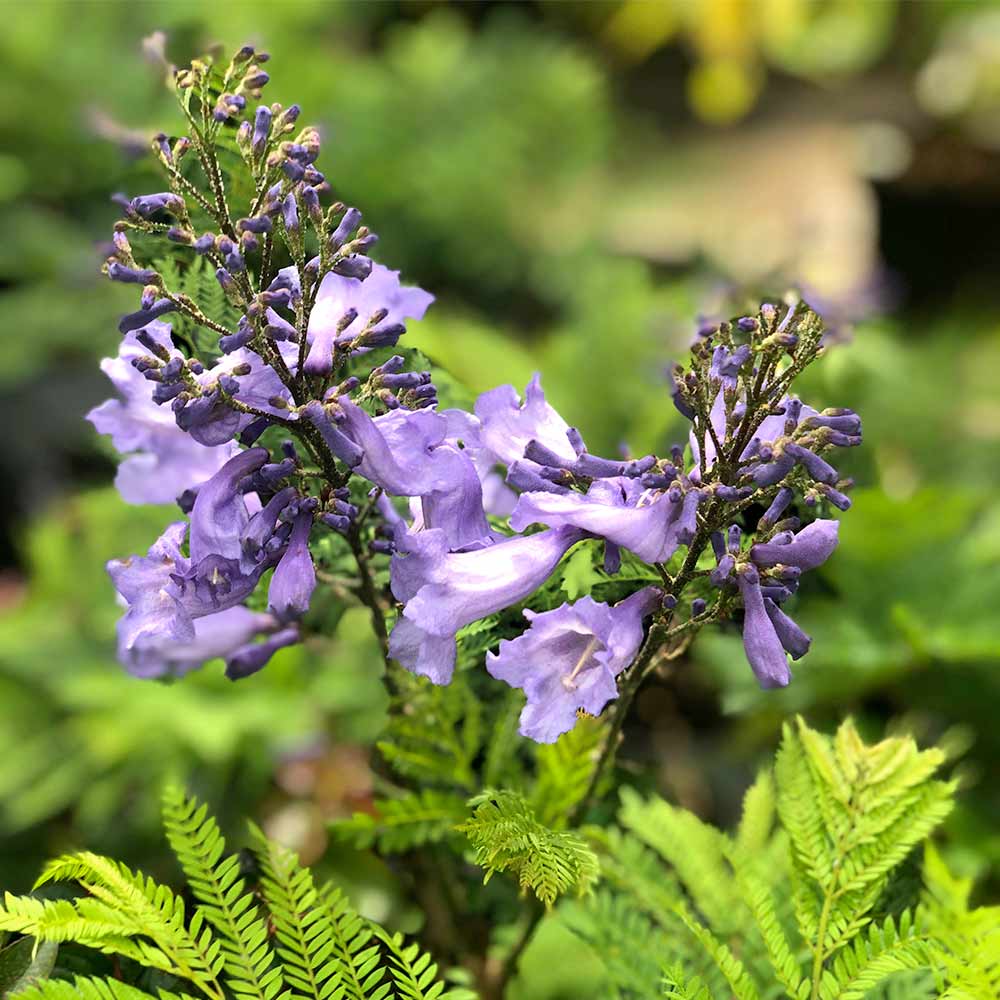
[459,790,599,908]
[162,787,283,1000]
[12,977,195,1000]
[530,715,606,828]
[247,824,340,1000]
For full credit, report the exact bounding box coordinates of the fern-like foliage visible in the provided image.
[333,790,469,854]
[921,842,1000,999]
[153,256,241,358]
[530,715,606,829]
[458,790,599,908]
[377,670,483,792]
[14,978,197,1000]
[562,716,991,1000]
[0,789,473,1000]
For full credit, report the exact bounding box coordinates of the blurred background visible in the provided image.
[2,0,1000,991]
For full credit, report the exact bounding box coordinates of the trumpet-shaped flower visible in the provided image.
[486,587,661,743]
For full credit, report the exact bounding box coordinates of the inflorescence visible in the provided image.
[90,44,860,743]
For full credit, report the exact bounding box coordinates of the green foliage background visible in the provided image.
[1,1,999,996]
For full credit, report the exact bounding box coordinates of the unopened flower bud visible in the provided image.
[251,105,272,157]
[333,255,372,280]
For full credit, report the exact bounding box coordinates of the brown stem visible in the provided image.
[481,901,545,1000]
[347,525,390,668]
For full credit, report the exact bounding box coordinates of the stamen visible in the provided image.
[562,637,602,691]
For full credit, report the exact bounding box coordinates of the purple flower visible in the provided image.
[299,264,433,375]
[189,448,268,562]
[737,565,792,689]
[473,374,577,469]
[268,509,316,621]
[388,524,586,684]
[336,400,491,549]
[750,519,839,573]
[87,322,239,504]
[108,452,299,673]
[120,604,279,679]
[439,408,517,517]
[109,521,198,669]
[510,477,703,564]
[486,587,661,743]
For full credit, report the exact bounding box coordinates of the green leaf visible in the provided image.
[0,938,57,996]
[459,790,599,908]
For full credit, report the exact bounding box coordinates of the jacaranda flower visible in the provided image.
[486,587,661,742]
[388,524,586,684]
[510,477,703,565]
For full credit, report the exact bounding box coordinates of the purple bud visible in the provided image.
[603,540,621,575]
[642,472,674,490]
[301,185,321,219]
[193,233,216,255]
[574,453,628,478]
[823,430,862,448]
[251,106,272,156]
[783,399,803,433]
[266,313,297,341]
[332,254,373,280]
[668,365,695,420]
[321,513,352,533]
[237,215,273,235]
[728,525,741,553]
[226,627,300,680]
[216,268,236,293]
[716,485,752,501]
[623,454,656,477]
[820,486,852,510]
[153,132,173,163]
[219,323,256,354]
[276,104,301,131]
[268,510,315,621]
[759,487,794,528]
[691,598,706,616]
[242,70,270,91]
[710,553,735,586]
[118,299,177,334]
[152,381,186,403]
[361,322,405,348]
[330,207,362,249]
[784,442,838,485]
[303,401,364,468]
[239,416,272,446]
[107,262,158,284]
[129,192,183,218]
[281,193,299,232]
[748,453,795,488]
[805,410,862,436]
[565,426,586,457]
[506,460,570,495]
[763,598,811,659]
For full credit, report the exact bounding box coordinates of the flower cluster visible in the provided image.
[90,46,860,742]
